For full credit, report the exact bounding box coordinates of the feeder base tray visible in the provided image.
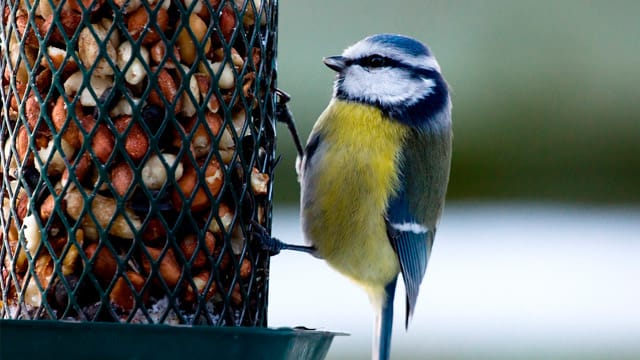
[0,319,343,360]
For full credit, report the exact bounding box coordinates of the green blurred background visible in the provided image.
[272,0,640,205]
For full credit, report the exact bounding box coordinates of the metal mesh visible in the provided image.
[1,0,277,326]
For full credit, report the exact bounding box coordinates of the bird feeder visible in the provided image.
[0,0,338,358]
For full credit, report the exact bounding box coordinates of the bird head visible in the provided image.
[324,34,450,127]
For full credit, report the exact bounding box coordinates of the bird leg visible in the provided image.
[275,89,305,158]
[251,220,319,257]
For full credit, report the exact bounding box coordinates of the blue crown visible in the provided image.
[365,34,432,58]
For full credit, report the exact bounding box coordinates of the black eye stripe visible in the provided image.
[354,54,390,68]
[347,56,440,80]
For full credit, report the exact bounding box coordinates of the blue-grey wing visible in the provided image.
[385,127,451,327]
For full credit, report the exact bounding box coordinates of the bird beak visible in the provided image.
[323,56,346,72]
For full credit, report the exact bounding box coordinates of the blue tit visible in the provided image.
[298,34,452,360]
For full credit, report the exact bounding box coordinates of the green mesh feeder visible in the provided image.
[0,0,338,357]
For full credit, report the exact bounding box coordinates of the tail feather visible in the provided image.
[373,277,398,360]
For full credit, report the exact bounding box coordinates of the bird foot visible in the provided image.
[251,220,318,257]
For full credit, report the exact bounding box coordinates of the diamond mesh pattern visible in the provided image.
[1,0,277,326]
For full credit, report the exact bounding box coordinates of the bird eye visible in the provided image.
[363,55,388,68]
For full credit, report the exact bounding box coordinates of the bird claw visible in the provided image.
[250,220,319,257]
[250,220,283,256]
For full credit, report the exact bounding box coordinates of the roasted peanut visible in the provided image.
[141,217,167,243]
[204,158,224,197]
[62,232,83,276]
[110,162,134,198]
[239,257,252,279]
[110,271,147,311]
[148,68,182,112]
[179,65,201,117]
[39,10,81,45]
[141,153,183,189]
[51,96,82,150]
[179,231,216,270]
[250,168,269,195]
[78,24,117,77]
[35,0,56,18]
[78,115,115,165]
[236,0,265,26]
[183,270,216,304]
[84,243,118,284]
[176,13,211,65]
[114,116,149,162]
[251,47,261,67]
[15,191,29,222]
[171,166,207,212]
[117,41,149,85]
[208,202,233,234]
[127,5,169,45]
[24,254,53,307]
[171,159,223,212]
[65,187,142,240]
[15,13,39,49]
[230,283,242,305]
[150,41,180,68]
[64,71,114,107]
[113,0,142,13]
[186,112,223,158]
[15,126,31,165]
[211,61,235,89]
[39,193,57,222]
[67,0,104,13]
[217,4,237,44]
[61,151,92,187]
[142,247,181,289]
[110,98,138,117]
[194,73,220,113]
[35,138,76,176]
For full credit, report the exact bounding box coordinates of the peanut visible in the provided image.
[117,41,149,85]
[148,68,182,112]
[64,187,142,240]
[179,64,201,117]
[183,270,216,304]
[176,13,211,65]
[114,115,149,162]
[39,10,81,45]
[150,41,180,68]
[218,4,237,44]
[110,161,134,198]
[141,153,183,189]
[51,96,82,150]
[67,0,104,14]
[179,231,216,270]
[230,283,242,305]
[110,271,148,311]
[39,194,58,222]
[78,24,117,77]
[78,115,115,165]
[239,257,251,279]
[127,5,169,45]
[187,112,223,158]
[15,126,31,165]
[207,202,233,234]
[84,243,118,284]
[141,217,167,243]
[141,247,181,289]
[61,151,92,187]
[250,168,269,195]
[194,73,220,113]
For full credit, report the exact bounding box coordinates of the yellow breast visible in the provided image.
[301,100,409,289]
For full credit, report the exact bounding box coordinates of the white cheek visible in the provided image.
[340,67,435,105]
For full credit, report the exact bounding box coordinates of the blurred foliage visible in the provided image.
[273,0,640,204]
